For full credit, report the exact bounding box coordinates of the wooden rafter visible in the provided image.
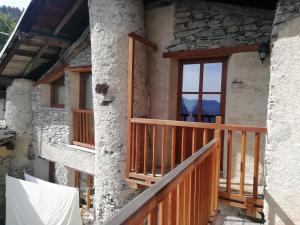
[22,0,85,77]
[19,32,71,48]
[36,26,90,85]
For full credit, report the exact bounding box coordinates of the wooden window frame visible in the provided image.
[177,57,228,123]
[75,171,94,210]
[51,76,65,108]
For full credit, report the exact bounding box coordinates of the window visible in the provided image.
[179,59,227,123]
[51,77,65,108]
[75,171,94,211]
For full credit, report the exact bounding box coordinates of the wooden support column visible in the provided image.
[126,36,135,178]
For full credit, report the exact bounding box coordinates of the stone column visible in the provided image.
[5,79,34,177]
[88,0,148,223]
[265,1,300,224]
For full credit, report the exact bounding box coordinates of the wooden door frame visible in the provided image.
[79,72,92,109]
[176,57,228,124]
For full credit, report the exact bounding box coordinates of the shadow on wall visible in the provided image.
[265,191,296,225]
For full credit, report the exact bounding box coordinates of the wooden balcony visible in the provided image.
[106,138,221,225]
[72,109,95,149]
[126,117,267,213]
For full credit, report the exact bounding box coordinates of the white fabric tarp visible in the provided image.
[6,175,82,225]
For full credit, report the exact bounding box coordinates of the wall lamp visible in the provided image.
[258,41,270,64]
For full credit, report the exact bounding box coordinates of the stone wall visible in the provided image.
[5,79,34,178]
[32,46,92,184]
[168,0,274,51]
[265,0,300,224]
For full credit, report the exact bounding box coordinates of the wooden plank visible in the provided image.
[148,208,158,225]
[144,125,148,175]
[181,128,186,162]
[203,128,208,146]
[125,36,135,177]
[226,130,233,193]
[240,131,247,196]
[66,64,92,73]
[135,124,140,173]
[152,125,157,177]
[131,118,267,133]
[171,127,176,170]
[163,44,259,59]
[219,191,264,207]
[102,140,218,225]
[253,132,260,199]
[192,128,197,154]
[128,32,158,50]
[161,125,167,176]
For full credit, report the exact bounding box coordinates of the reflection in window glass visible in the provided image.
[181,94,198,121]
[202,94,221,115]
[182,64,200,92]
[203,63,222,92]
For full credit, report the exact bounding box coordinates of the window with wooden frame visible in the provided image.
[51,76,65,108]
[75,171,94,211]
[178,58,227,123]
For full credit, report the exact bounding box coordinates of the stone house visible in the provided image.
[0,0,298,224]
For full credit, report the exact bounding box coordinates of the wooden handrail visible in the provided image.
[103,139,219,225]
[131,118,267,133]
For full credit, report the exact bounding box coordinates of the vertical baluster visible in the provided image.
[170,189,177,225]
[253,132,260,199]
[203,128,208,146]
[189,171,195,225]
[192,128,197,154]
[88,112,91,145]
[73,111,76,142]
[227,130,233,193]
[131,123,136,172]
[144,124,148,175]
[135,123,140,173]
[240,131,247,195]
[152,125,157,177]
[159,197,168,225]
[161,125,167,176]
[181,128,186,162]
[171,127,176,170]
[79,112,82,143]
[148,208,158,225]
[177,182,184,225]
[84,112,87,144]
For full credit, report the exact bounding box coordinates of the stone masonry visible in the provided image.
[168,0,274,51]
[89,0,149,223]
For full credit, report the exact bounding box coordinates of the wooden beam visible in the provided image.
[36,26,90,84]
[163,44,259,59]
[128,32,157,50]
[0,41,21,74]
[22,0,85,76]
[19,32,71,48]
[15,49,57,60]
[65,65,92,73]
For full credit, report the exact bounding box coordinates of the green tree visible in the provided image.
[0,13,16,51]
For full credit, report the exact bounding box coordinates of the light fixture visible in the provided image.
[258,42,270,64]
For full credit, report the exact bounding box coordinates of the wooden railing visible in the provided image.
[72,109,95,149]
[126,117,267,212]
[105,139,220,225]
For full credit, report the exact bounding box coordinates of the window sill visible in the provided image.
[66,144,95,154]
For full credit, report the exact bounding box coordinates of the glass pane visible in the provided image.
[181,94,198,121]
[203,63,222,92]
[53,79,65,105]
[202,94,221,115]
[84,74,93,110]
[182,64,200,92]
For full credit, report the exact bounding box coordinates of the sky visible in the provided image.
[0,0,31,9]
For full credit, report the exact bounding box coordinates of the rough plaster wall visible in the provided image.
[0,147,13,224]
[225,52,269,182]
[265,4,300,224]
[5,79,34,178]
[169,0,274,51]
[88,0,147,223]
[146,5,176,120]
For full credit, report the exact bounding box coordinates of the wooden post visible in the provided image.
[126,36,135,178]
[213,116,222,211]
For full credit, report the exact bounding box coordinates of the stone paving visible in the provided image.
[222,216,263,225]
